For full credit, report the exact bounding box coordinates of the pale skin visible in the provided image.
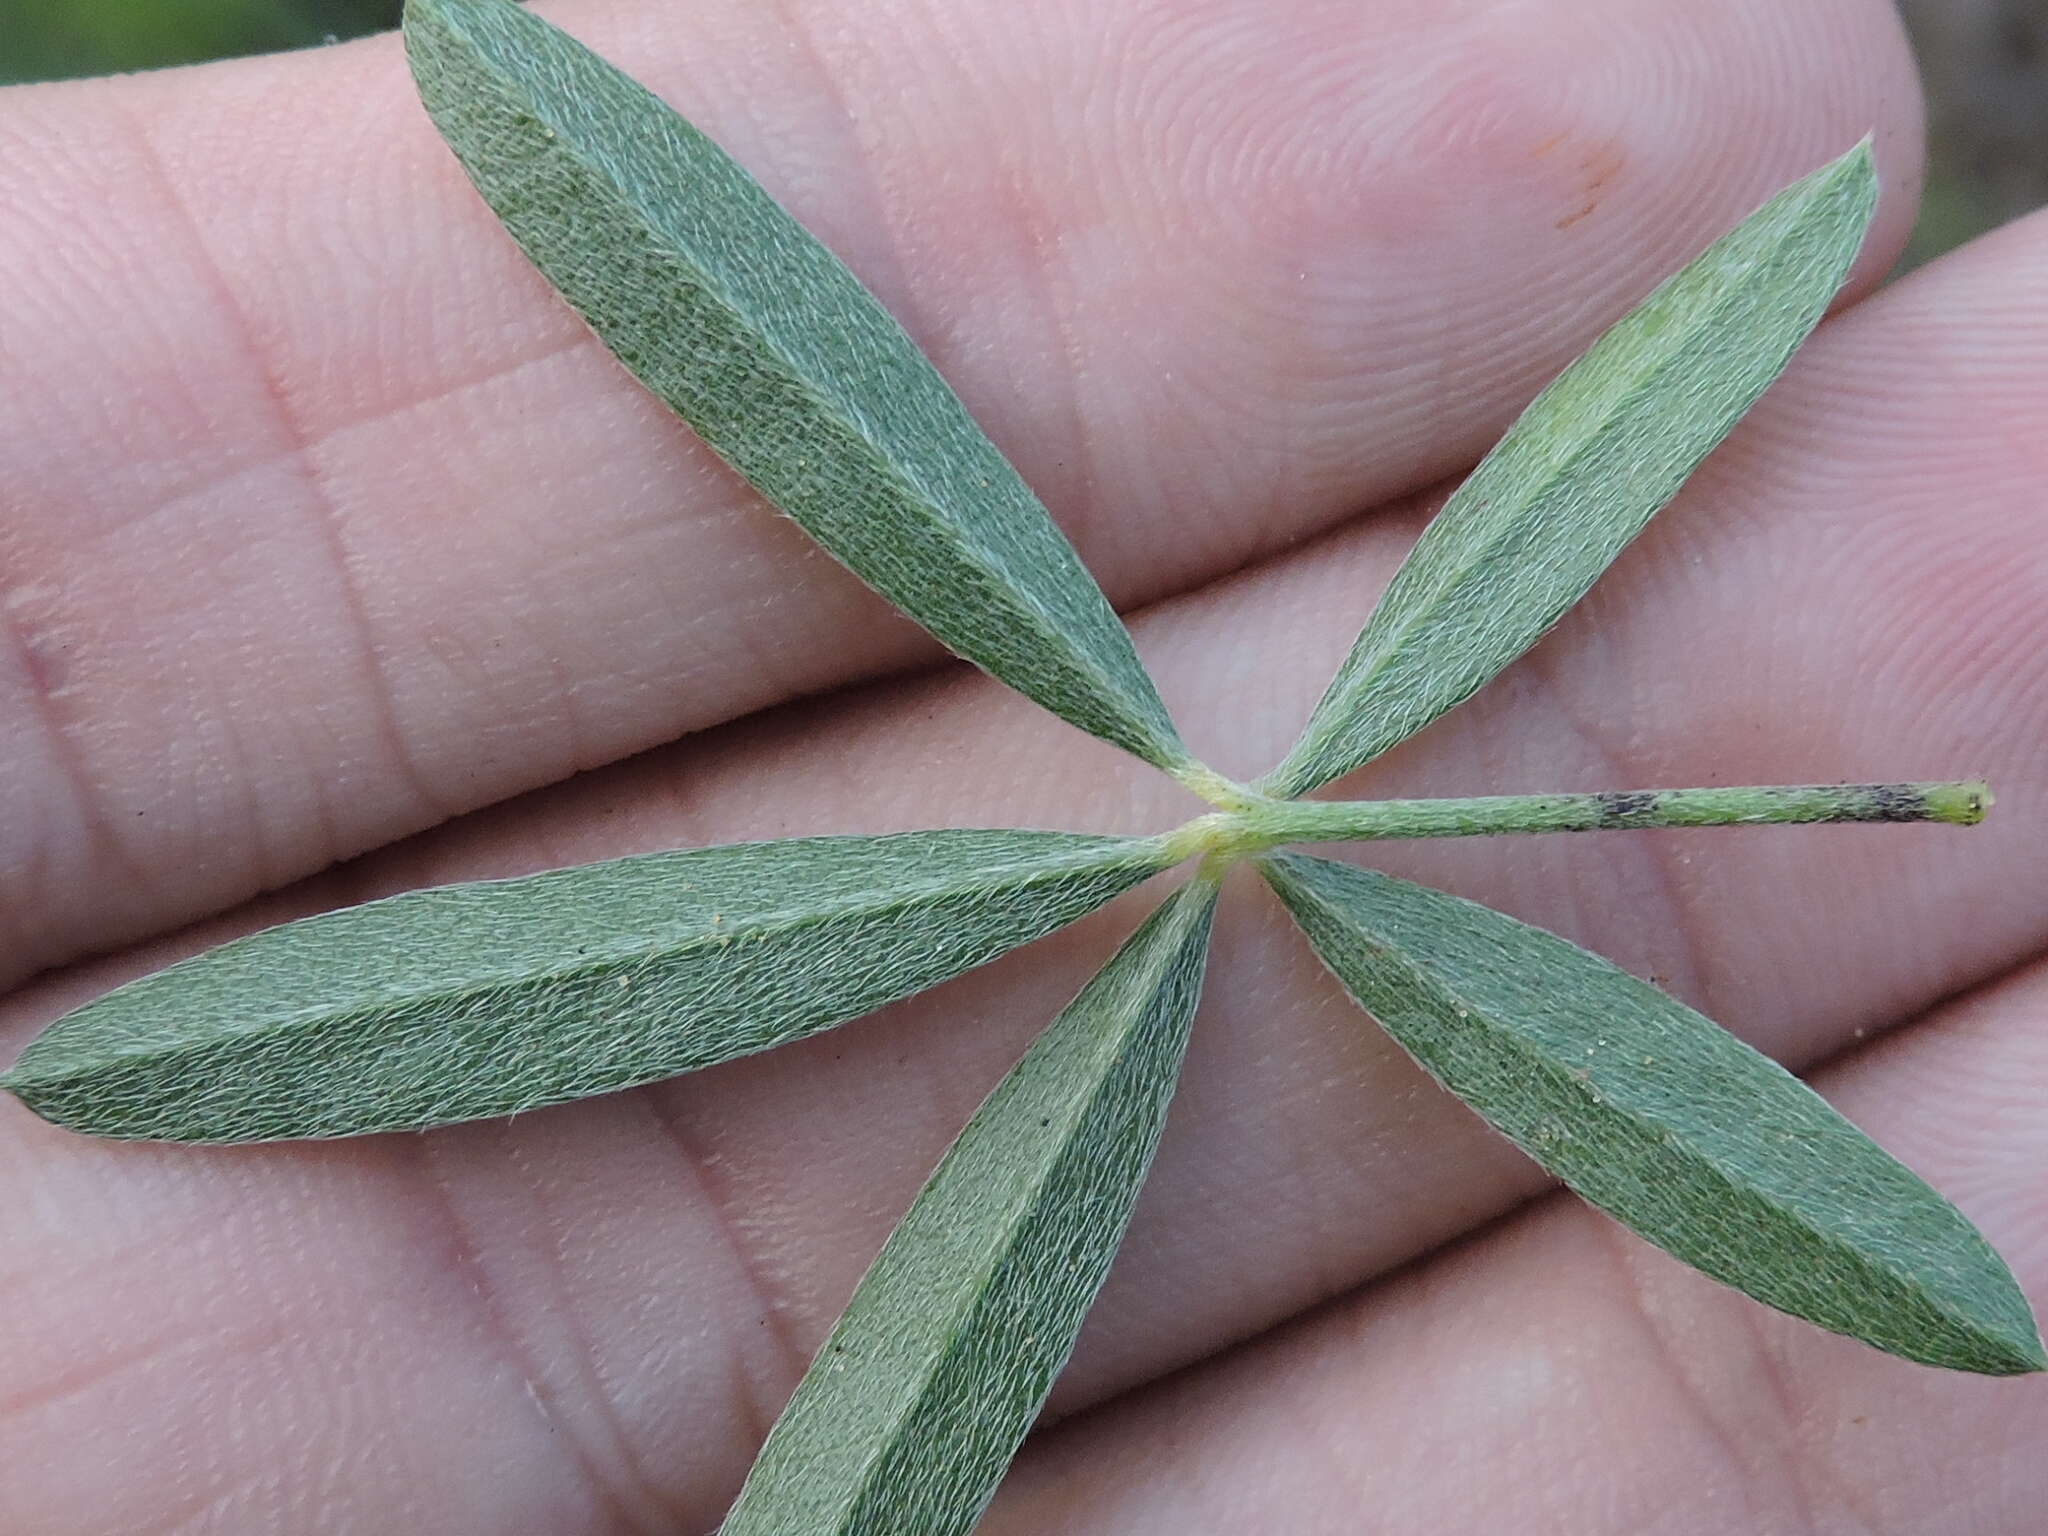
[2,0,2045,1529]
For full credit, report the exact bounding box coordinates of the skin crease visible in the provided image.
[3,0,2046,1532]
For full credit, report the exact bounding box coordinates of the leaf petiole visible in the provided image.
[1164,779,1988,862]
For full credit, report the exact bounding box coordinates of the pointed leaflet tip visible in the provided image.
[1261,852,2042,1376]
[2010,1325,2048,1376]
[1996,1320,2048,1376]
[402,0,1189,772]
[1257,143,1879,800]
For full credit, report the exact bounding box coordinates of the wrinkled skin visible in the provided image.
[3,2,2046,1531]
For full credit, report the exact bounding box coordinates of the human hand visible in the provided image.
[3,1,2044,1530]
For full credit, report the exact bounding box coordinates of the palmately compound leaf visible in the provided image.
[402,0,1192,775]
[718,879,1218,1536]
[1259,144,1879,800]
[3,831,1177,1144]
[1261,852,2045,1376]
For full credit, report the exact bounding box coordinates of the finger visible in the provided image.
[18,152,2048,1536]
[0,0,1921,980]
[985,957,2048,1535]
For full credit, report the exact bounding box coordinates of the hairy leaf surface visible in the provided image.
[719,880,1217,1536]
[403,0,1188,771]
[1261,145,1878,798]
[1262,852,2044,1375]
[5,831,1174,1143]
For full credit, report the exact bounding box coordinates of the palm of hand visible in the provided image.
[2,1,2045,1531]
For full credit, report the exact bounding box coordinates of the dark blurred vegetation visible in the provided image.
[0,0,400,85]
[2,0,2044,268]
[1898,0,2048,266]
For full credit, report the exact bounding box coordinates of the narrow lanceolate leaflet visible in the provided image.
[1260,145,1877,799]
[720,881,1217,1536]
[1263,853,2043,1375]
[5,831,1175,1142]
[403,0,1195,777]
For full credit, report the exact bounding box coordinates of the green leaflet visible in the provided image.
[1261,853,2045,1376]
[3,831,1174,1143]
[1259,144,1879,800]
[402,0,1189,773]
[719,880,1217,1536]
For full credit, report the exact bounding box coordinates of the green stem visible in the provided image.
[1221,780,1989,852]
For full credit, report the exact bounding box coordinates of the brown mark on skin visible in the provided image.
[1550,138,1627,230]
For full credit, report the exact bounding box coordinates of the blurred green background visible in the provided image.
[0,0,400,85]
[1,0,2043,267]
